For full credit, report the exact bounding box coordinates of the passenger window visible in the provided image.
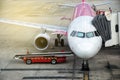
[77,32,85,38]
[86,32,94,38]
[70,31,76,37]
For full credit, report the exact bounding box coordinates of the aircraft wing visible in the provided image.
[59,3,77,8]
[94,1,111,6]
[59,1,111,8]
[0,18,67,34]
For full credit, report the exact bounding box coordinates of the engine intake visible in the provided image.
[34,33,50,50]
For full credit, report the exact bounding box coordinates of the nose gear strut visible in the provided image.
[81,60,89,71]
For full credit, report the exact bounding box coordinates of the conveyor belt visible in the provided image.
[14,52,73,59]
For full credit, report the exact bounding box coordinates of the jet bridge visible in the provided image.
[105,12,120,47]
[92,12,120,47]
[92,14,111,42]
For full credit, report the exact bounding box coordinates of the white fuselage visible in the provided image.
[68,16,102,59]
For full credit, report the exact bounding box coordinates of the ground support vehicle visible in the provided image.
[14,51,72,64]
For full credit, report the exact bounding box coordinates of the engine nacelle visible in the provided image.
[34,33,50,50]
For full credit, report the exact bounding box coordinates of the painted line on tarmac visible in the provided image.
[0,68,81,71]
[23,76,82,79]
[1,68,119,71]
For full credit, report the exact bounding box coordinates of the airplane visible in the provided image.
[0,0,110,70]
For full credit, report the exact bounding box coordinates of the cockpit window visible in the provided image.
[77,32,85,38]
[94,31,100,36]
[70,31,77,37]
[70,31,99,38]
[86,32,94,38]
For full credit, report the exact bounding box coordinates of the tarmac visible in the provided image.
[0,0,120,80]
[0,47,120,80]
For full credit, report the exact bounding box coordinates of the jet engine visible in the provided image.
[34,33,50,50]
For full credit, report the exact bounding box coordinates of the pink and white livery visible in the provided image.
[68,0,102,59]
[0,0,104,69]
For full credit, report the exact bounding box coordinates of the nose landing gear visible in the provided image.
[81,60,89,71]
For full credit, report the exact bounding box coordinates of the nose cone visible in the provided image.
[69,37,102,59]
[74,43,100,59]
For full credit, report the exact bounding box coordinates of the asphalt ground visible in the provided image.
[0,0,120,80]
[0,47,120,80]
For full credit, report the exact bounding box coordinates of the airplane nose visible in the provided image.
[74,43,99,59]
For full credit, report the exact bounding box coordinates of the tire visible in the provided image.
[55,39,58,47]
[51,59,57,64]
[61,39,64,47]
[26,59,32,64]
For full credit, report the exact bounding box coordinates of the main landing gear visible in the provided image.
[81,60,89,71]
[55,34,64,47]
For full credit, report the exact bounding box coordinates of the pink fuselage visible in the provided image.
[68,2,102,59]
[73,2,96,20]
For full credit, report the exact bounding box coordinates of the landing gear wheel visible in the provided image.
[26,59,32,64]
[55,39,58,47]
[81,60,89,71]
[61,39,64,47]
[51,59,57,64]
